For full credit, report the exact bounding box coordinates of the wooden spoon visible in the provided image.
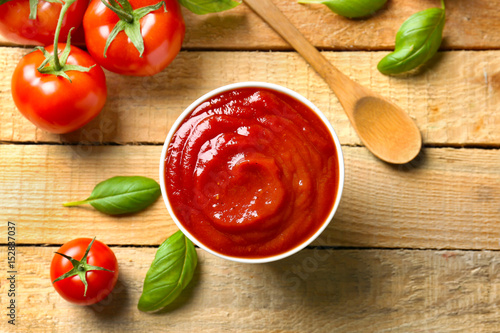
[245,0,422,164]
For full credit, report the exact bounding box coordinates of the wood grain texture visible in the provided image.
[1,144,498,249]
[1,246,499,332]
[1,49,499,146]
[1,0,500,50]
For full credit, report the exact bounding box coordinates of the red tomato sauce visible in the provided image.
[165,87,339,258]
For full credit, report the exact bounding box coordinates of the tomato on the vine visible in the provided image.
[83,0,185,76]
[0,0,88,46]
[50,238,119,306]
[11,43,107,134]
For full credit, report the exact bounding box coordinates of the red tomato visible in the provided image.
[83,0,185,76]
[11,44,107,134]
[0,0,88,46]
[50,238,119,305]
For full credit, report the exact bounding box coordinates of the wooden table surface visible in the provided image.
[1,0,500,332]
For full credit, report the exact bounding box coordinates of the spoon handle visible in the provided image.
[244,0,363,104]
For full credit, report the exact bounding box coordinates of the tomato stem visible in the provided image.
[99,0,166,58]
[100,0,134,23]
[52,0,77,71]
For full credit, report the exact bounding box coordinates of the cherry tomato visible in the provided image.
[50,238,119,306]
[11,44,107,134]
[0,0,88,46]
[83,0,185,76]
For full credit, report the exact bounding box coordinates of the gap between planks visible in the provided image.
[11,243,500,252]
[2,141,500,150]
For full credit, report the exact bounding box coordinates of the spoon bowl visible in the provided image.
[353,96,422,164]
[245,0,422,164]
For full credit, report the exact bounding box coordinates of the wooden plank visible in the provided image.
[1,246,499,332]
[1,49,499,146]
[1,144,498,249]
[1,0,500,50]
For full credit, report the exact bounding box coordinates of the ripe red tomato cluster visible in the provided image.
[3,0,185,134]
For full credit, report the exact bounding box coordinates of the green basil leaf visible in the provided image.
[63,176,161,215]
[298,0,387,18]
[138,230,198,312]
[177,0,240,15]
[377,7,445,75]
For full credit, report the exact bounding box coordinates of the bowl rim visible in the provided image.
[159,81,344,264]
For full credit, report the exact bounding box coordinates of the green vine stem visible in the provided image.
[52,0,76,71]
[33,0,94,81]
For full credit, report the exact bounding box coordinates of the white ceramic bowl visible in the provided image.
[160,82,344,263]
